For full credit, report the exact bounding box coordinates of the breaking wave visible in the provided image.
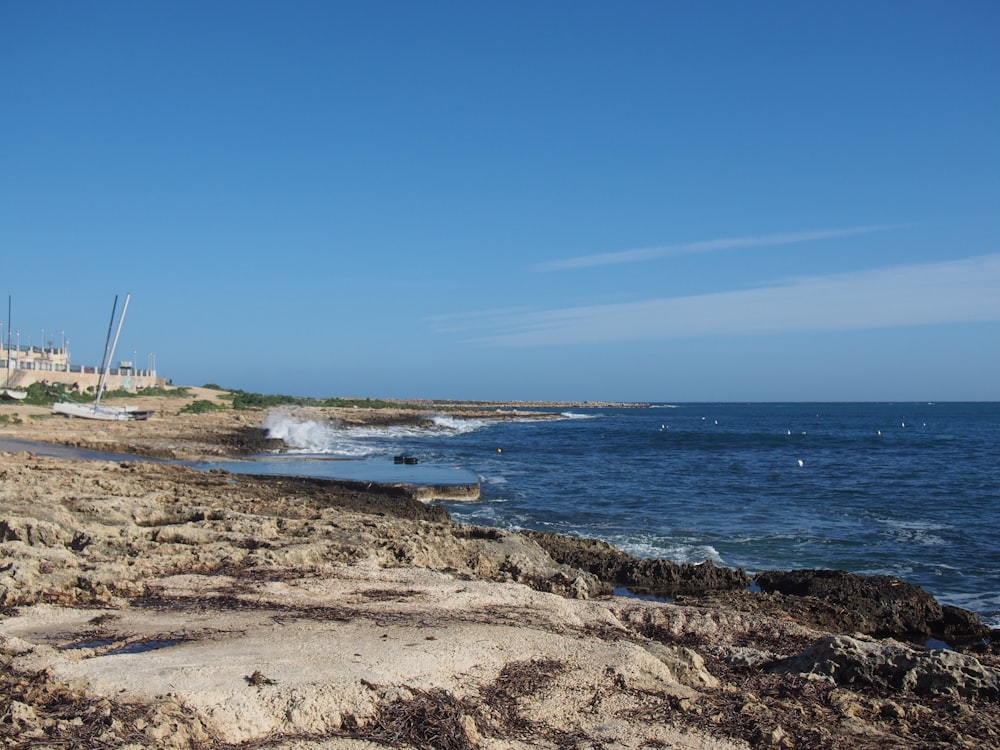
[261,410,491,456]
[262,412,375,456]
[429,415,489,433]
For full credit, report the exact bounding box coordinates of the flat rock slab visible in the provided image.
[2,566,723,748]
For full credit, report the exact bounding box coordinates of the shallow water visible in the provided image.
[200,455,479,486]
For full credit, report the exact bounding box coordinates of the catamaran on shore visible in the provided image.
[51,293,155,421]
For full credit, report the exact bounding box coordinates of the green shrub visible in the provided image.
[222,388,434,411]
[101,386,191,399]
[21,382,87,406]
[229,390,304,409]
[318,397,422,410]
[180,399,227,414]
[227,390,425,410]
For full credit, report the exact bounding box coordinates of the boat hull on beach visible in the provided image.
[49,293,154,422]
[51,402,154,421]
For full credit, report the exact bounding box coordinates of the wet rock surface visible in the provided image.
[526,530,992,647]
[524,529,751,596]
[755,568,991,644]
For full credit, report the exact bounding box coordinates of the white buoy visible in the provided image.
[797,459,804,468]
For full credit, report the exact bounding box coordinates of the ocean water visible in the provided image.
[233,403,1000,627]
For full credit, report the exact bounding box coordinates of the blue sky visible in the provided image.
[3,2,999,402]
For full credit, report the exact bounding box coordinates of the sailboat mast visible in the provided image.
[107,293,130,379]
[94,295,119,408]
[4,296,11,389]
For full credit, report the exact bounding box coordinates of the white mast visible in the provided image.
[95,293,130,408]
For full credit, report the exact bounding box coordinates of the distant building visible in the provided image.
[0,342,163,393]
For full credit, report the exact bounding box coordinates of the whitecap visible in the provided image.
[618,540,723,566]
[480,474,509,485]
[879,518,948,533]
[430,415,490,433]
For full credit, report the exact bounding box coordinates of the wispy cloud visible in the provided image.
[530,224,902,272]
[422,306,533,335]
[444,254,1000,346]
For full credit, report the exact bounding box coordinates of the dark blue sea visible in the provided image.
[213,402,1000,627]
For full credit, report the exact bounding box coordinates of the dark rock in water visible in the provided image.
[755,569,988,643]
[978,629,1000,657]
[524,535,991,645]
[523,530,750,596]
[217,427,286,456]
[769,634,1000,700]
[935,604,992,644]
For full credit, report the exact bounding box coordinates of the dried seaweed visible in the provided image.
[0,656,169,749]
[656,663,1000,750]
[365,687,476,750]
[342,658,570,749]
[244,670,277,687]
[134,589,355,624]
[359,588,425,601]
[475,657,566,737]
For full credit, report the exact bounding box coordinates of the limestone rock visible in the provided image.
[644,642,719,688]
[770,634,1000,700]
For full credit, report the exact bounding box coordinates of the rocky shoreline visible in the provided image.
[1,390,998,748]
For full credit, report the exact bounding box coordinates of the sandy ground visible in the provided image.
[1,390,998,749]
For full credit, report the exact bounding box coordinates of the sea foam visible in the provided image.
[262,410,491,456]
[262,412,375,456]
[430,415,489,433]
[617,540,723,566]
